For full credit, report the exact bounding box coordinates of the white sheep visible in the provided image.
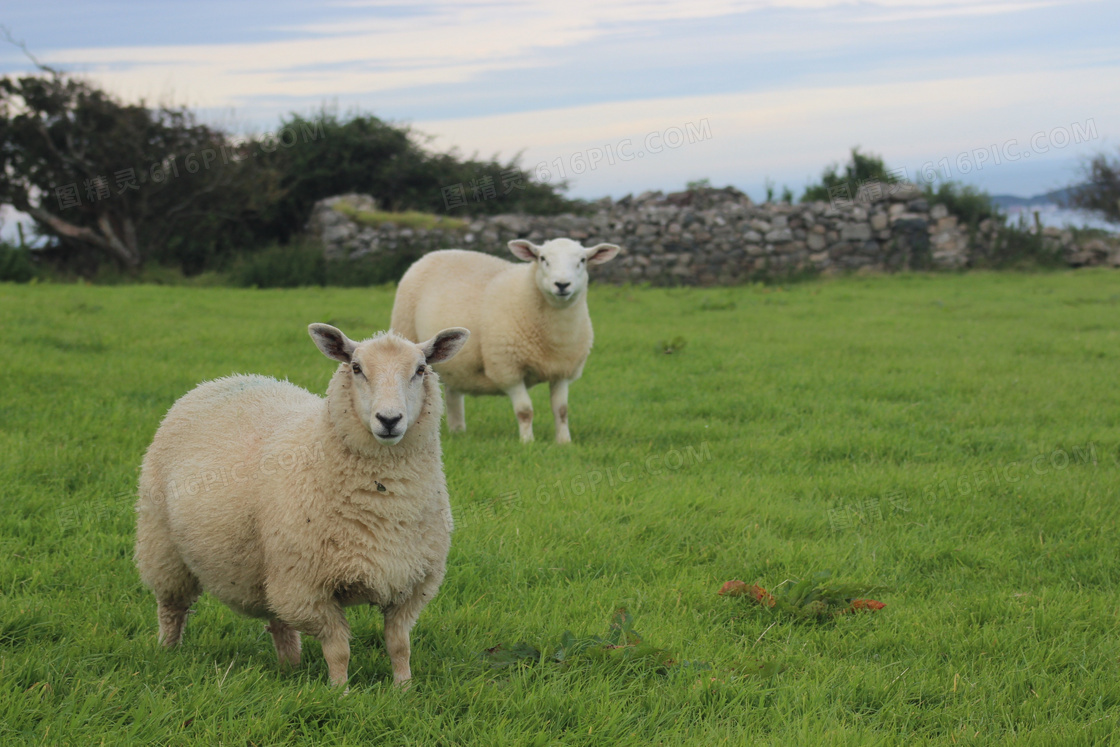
[390,238,619,443]
[134,324,469,687]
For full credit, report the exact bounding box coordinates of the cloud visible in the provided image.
[1,0,1108,199]
[14,0,1079,113]
[413,65,1118,197]
[846,0,1065,23]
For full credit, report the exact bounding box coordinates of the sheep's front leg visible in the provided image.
[506,381,534,443]
[266,618,301,667]
[550,379,572,444]
[300,605,351,687]
[384,573,442,686]
[445,388,466,432]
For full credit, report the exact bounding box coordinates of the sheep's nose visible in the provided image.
[555,282,571,294]
[376,413,403,431]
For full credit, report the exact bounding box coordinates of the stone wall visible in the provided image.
[308,188,1119,286]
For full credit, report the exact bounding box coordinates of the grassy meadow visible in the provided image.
[0,271,1118,745]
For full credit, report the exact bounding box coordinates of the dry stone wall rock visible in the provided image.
[309,187,1118,284]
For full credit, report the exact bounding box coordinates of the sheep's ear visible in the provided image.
[586,243,620,265]
[421,327,470,365]
[309,324,357,363]
[509,239,540,262]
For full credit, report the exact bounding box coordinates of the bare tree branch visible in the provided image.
[0,26,59,75]
[96,213,140,267]
[23,204,106,248]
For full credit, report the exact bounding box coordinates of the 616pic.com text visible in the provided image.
[534,119,713,183]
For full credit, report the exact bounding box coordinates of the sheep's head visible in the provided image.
[310,324,469,445]
[509,238,620,308]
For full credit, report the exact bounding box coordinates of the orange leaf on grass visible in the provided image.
[718,580,750,596]
[747,585,776,608]
[718,580,775,607]
[846,599,886,612]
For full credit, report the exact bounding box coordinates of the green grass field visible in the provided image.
[1,271,1118,745]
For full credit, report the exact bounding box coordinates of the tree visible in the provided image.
[254,111,580,244]
[802,147,899,203]
[0,70,277,270]
[0,66,580,275]
[1066,150,1120,224]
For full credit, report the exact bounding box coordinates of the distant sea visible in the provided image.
[990,186,1116,232]
[999,204,1115,231]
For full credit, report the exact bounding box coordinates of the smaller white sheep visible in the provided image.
[390,238,619,443]
[135,323,469,687]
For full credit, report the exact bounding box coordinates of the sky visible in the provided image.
[1,0,1118,203]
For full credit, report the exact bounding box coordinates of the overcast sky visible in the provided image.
[2,0,1117,201]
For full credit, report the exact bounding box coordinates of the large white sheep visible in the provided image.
[390,238,619,443]
[134,324,469,687]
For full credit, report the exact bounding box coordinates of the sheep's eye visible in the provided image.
[415,365,426,377]
[351,362,362,375]
[580,257,586,264]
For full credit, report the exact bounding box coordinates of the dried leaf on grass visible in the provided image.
[482,607,779,678]
[720,572,887,620]
[482,642,542,669]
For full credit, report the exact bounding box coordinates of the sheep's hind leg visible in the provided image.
[505,381,534,443]
[550,379,572,444]
[156,597,197,648]
[445,388,466,432]
[266,618,301,667]
[137,513,201,647]
[151,568,200,647]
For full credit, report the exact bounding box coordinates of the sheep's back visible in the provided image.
[139,375,321,613]
[395,250,522,392]
[146,375,319,490]
[398,250,511,334]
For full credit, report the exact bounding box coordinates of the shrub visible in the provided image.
[324,249,425,287]
[229,242,325,288]
[802,147,899,203]
[229,238,426,288]
[0,242,36,283]
[923,181,999,226]
[975,216,1065,269]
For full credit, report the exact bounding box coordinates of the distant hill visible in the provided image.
[990,186,1078,209]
